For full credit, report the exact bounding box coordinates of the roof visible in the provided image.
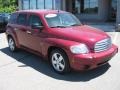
[15,9,66,14]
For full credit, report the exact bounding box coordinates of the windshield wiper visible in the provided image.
[50,26,66,28]
[70,24,81,26]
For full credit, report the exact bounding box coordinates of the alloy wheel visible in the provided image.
[51,53,65,72]
[8,38,15,51]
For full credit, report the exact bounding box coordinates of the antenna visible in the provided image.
[57,8,60,13]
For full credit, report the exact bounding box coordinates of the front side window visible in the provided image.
[28,15,43,27]
[17,14,27,25]
[45,13,81,27]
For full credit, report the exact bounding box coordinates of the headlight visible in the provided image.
[70,44,89,54]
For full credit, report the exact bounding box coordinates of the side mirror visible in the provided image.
[31,24,43,31]
[82,22,87,25]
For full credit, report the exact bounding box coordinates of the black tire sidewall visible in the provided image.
[50,49,70,74]
[8,37,17,52]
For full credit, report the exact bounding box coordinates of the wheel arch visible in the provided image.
[47,46,71,73]
[47,46,69,61]
[6,33,20,48]
[7,34,13,39]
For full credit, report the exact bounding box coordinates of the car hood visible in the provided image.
[48,25,109,49]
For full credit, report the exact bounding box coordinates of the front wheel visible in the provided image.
[50,49,70,74]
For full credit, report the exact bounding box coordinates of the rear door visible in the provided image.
[15,13,28,46]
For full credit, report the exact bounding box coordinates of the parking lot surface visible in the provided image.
[0,32,120,90]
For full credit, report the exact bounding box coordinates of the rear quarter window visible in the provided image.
[9,13,18,24]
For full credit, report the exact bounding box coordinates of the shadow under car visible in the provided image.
[0,47,111,82]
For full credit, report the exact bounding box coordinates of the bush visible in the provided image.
[0,0,18,13]
[0,5,17,13]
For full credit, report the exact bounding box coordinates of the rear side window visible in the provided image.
[17,14,27,25]
[9,13,18,24]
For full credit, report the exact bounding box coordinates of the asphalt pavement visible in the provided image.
[0,32,120,90]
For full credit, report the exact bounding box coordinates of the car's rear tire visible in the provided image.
[8,36,17,52]
[50,49,70,74]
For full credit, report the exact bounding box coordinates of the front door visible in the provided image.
[25,14,44,54]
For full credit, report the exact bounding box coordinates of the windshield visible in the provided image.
[45,13,81,28]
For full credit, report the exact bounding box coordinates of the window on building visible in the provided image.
[23,0,29,10]
[74,0,81,13]
[21,0,62,10]
[111,0,117,19]
[37,0,44,9]
[30,0,37,9]
[84,0,98,13]
[45,0,53,9]
[55,0,61,10]
[74,0,98,14]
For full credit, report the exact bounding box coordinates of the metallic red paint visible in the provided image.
[6,10,118,71]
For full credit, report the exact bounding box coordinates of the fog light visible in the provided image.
[84,65,90,70]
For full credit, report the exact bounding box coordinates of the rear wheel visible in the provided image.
[8,37,17,52]
[50,49,70,74]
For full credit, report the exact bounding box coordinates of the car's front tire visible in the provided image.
[8,37,17,52]
[50,49,70,74]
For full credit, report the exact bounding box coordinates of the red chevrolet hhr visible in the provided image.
[6,10,118,74]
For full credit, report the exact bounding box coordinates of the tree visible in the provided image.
[0,0,18,13]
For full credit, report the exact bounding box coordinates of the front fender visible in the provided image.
[41,38,80,58]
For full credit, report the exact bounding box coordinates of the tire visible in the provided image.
[8,36,17,52]
[50,49,70,74]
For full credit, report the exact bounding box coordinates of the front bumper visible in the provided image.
[69,44,118,71]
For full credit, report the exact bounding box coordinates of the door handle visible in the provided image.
[14,28,18,31]
[26,31,32,34]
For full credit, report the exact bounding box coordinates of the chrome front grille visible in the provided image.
[94,38,112,53]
